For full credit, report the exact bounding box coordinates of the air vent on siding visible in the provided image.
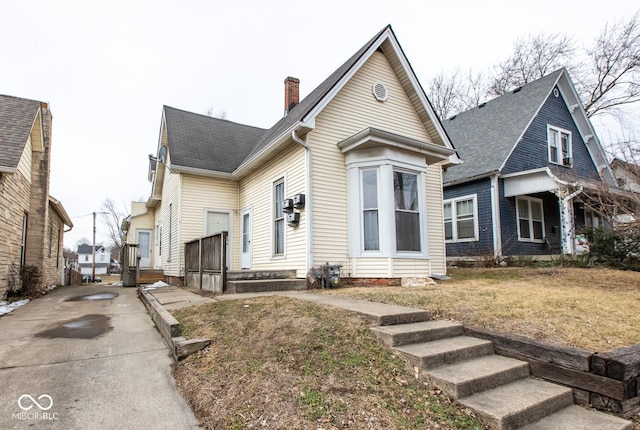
[372,81,388,102]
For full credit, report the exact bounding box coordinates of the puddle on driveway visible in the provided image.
[35,314,113,339]
[66,292,119,301]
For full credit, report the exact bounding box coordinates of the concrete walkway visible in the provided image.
[0,284,200,430]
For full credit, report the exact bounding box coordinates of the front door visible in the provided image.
[241,209,252,269]
[137,229,152,268]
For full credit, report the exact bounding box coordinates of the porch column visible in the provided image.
[554,186,583,255]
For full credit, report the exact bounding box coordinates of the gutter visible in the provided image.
[291,129,314,272]
[444,170,500,188]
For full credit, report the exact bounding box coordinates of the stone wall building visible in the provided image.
[0,94,73,298]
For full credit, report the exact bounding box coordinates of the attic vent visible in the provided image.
[553,88,559,97]
[372,82,388,102]
[512,86,522,93]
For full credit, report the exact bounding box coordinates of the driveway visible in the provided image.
[0,283,200,429]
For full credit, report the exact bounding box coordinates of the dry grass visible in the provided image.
[324,267,640,352]
[173,297,484,430]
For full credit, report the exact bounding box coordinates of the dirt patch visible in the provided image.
[35,314,112,339]
[172,297,483,430]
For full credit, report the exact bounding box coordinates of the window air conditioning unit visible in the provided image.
[563,157,572,166]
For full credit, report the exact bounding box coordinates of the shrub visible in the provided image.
[586,226,640,271]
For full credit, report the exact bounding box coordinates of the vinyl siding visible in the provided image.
[309,50,445,277]
[126,202,155,266]
[502,87,600,180]
[443,178,494,257]
[162,165,182,277]
[426,163,446,274]
[17,135,32,181]
[238,143,307,276]
[181,175,238,269]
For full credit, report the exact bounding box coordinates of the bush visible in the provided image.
[586,226,640,271]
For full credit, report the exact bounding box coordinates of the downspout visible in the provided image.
[490,175,502,261]
[291,130,314,272]
[559,186,583,255]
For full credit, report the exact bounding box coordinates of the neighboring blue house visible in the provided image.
[442,68,617,259]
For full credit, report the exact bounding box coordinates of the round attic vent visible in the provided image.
[372,81,388,102]
[553,88,559,97]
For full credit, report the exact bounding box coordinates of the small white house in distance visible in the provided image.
[77,244,109,275]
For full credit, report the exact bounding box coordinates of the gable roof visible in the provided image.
[77,244,106,254]
[0,94,42,171]
[442,68,616,187]
[235,24,457,176]
[443,70,564,185]
[162,106,267,174]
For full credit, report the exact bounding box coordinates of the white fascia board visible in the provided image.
[169,164,233,179]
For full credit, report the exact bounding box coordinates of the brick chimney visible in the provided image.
[284,76,300,115]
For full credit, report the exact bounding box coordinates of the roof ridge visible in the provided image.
[0,93,44,104]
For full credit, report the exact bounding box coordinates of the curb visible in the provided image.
[137,288,211,361]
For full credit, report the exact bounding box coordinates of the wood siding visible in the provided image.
[17,135,32,182]
[238,143,307,276]
[309,50,445,277]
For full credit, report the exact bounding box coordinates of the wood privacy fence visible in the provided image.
[184,232,227,292]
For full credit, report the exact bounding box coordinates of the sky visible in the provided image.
[1,0,638,248]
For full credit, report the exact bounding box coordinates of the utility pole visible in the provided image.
[92,211,96,281]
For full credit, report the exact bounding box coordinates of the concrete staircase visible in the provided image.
[371,318,632,430]
[225,269,306,293]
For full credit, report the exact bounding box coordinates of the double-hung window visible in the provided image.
[548,126,572,166]
[516,196,544,242]
[394,171,421,251]
[443,195,478,242]
[273,178,285,256]
[362,169,379,251]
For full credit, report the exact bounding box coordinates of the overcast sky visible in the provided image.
[1,0,638,248]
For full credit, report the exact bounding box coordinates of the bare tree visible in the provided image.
[427,12,640,120]
[100,198,128,252]
[205,106,228,119]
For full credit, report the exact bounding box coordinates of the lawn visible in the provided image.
[323,267,640,351]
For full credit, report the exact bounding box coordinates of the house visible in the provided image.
[611,158,640,194]
[76,244,110,276]
[442,68,618,259]
[125,25,458,288]
[0,94,73,298]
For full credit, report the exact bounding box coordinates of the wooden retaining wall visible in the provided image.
[465,326,640,418]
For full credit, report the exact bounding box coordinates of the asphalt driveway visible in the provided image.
[0,283,200,429]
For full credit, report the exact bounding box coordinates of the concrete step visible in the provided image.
[426,355,529,399]
[371,320,463,347]
[226,278,307,294]
[395,336,494,370]
[458,378,574,430]
[226,269,296,281]
[520,405,633,430]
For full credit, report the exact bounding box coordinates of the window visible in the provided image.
[20,213,28,267]
[168,203,173,260]
[584,209,599,228]
[362,169,379,251]
[273,178,285,255]
[85,255,89,262]
[100,254,106,262]
[516,197,544,242]
[548,126,572,166]
[394,171,420,251]
[157,225,162,257]
[443,195,478,242]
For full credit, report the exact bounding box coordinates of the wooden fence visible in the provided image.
[184,232,227,292]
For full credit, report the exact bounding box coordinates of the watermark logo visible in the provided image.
[18,394,53,411]
[12,394,58,421]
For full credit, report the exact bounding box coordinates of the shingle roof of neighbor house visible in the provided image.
[163,106,267,173]
[0,94,42,169]
[443,69,565,184]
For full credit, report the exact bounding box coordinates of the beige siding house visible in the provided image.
[126,25,458,287]
[0,94,73,298]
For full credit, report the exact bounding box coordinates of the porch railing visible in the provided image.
[184,231,227,292]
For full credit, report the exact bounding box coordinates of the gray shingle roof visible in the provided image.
[0,94,42,169]
[164,106,267,173]
[443,69,564,184]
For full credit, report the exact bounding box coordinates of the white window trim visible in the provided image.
[272,175,286,258]
[443,194,479,243]
[547,125,572,167]
[516,196,545,243]
[360,167,382,255]
[346,152,428,259]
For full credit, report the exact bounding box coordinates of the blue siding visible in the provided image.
[502,86,600,181]
[443,178,494,257]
